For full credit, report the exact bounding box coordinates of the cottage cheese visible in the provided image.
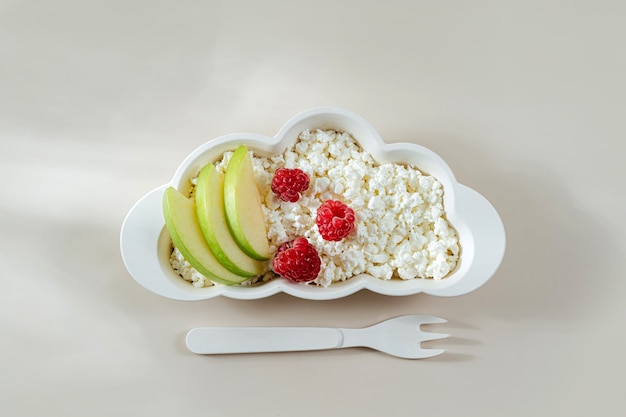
[170,129,459,288]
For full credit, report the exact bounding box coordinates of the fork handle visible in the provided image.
[186,327,344,355]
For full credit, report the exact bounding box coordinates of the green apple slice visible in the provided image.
[224,145,270,261]
[162,186,250,285]
[196,163,265,277]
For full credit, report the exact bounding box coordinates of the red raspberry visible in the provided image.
[316,200,355,241]
[271,168,310,202]
[272,237,321,282]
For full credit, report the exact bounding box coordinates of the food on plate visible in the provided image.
[162,187,250,285]
[271,167,310,202]
[167,129,460,288]
[223,145,271,261]
[272,237,321,282]
[315,200,355,242]
[195,163,265,277]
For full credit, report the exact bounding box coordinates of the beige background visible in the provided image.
[1,1,625,416]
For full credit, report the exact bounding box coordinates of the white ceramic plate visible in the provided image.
[120,107,505,300]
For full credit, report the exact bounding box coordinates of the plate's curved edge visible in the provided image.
[425,184,506,297]
[120,185,210,301]
[217,273,429,300]
[170,132,282,189]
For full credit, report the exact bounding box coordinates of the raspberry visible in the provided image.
[272,237,321,282]
[271,168,310,202]
[316,200,355,241]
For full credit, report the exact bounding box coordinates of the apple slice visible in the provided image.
[224,145,270,261]
[196,163,265,277]
[162,186,250,285]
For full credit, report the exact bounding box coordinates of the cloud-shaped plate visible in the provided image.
[120,107,505,300]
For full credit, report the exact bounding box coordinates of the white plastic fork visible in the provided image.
[186,315,448,359]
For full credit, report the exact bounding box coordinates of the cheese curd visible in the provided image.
[170,129,459,288]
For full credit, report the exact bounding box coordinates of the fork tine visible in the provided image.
[416,333,448,359]
[415,315,447,325]
[416,347,446,358]
[416,316,449,357]
[419,331,450,341]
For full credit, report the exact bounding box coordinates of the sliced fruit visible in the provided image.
[196,163,265,277]
[223,145,270,261]
[162,186,250,285]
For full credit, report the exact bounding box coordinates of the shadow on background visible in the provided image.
[406,130,621,324]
